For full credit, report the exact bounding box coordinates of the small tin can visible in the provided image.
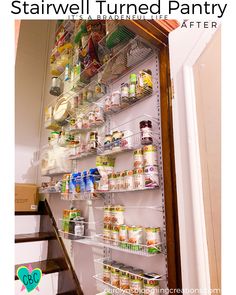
[104,205,112,224]
[133,168,145,189]
[115,172,124,190]
[111,225,120,246]
[111,205,125,225]
[124,170,134,190]
[103,224,111,243]
[74,217,85,238]
[121,83,129,106]
[144,166,159,188]
[111,90,121,111]
[133,149,143,168]
[112,130,123,150]
[130,269,144,294]
[145,227,162,254]
[128,226,143,251]
[143,273,160,295]
[119,266,133,290]
[111,263,124,288]
[119,224,128,248]
[104,134,113,150]
[103,259,115,283]
[104,95,112,113]
[143,145,158,166]
[108,173,117,191]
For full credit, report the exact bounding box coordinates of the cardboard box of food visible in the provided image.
[15,183,39,212]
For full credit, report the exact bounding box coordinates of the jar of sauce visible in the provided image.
[140,120,153,145]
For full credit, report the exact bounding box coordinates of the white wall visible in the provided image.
[15,20,50,183]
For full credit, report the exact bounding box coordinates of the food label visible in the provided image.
[120,276,129,289]
[130,280,143,293]
[142,127,152,138]
[111,273,120,288]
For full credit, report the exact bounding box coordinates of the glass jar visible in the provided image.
[140,120,153,145]
[121,83,129,106]
[129,73,137,102]
[94,106,105,126]
[89,131,98,151]
[104,134,113,150]
[111,90,121,111]
[112,130,123,150]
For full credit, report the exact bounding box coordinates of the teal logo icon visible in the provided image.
[17,265,42,292]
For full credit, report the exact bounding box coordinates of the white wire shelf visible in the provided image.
[58,230,93,240]
[61,192,103,201]
[98,34,154,84]
[68,150,97,160]
[95,205,163,212]
[95,257,165,281]
[93,272,165,294]
[95,234,163,257]
[96,186,159,194]
[97,132,159,156]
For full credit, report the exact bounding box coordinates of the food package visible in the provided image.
[96,156,116,191]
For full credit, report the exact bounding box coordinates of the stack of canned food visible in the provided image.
[103,205,162,254]
[102,259,160,294]
[107,145,159,191]
[104,69,153,114]
[62,208,86,240]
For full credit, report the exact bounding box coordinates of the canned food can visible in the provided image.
[111,263,124,288]
[145,227,162,254]
[108,173,117,191]
[103,224,111,243]
[143,145,158,166]
[104,205,112,224]
[111,225,120,246]
[124,170,134,190]
[144,166,159,188]
[111,205,125,225]
[133,149,143,168]
[128,226,143,251]
[133,168,145,189]
[116,172,124,190]
[103,259,115,284]
[119,266,133,290]
[143,273,160,295]
[130,269,144,294]
[119,224,128,248]
[74,217,85,238]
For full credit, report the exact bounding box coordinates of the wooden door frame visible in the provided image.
[121,20,182,291]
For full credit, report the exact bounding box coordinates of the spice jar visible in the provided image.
[89,131,98,151]
[129,73,137,102]
[140,120,153,145]
[112,130,123,150]
[121,83,129,107]
[94,106,105,126]
[104,134,113,150]
[88,111,96,126]
[94,82,106,99]
[104,95,112,113]
[108,173,116,191]
[111,90,121,111]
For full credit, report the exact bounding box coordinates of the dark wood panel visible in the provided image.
[57,291,78,295]
[15,232,56,243]
[159,46,182,289]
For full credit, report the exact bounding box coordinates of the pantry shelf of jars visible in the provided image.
[41,20,167,294]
